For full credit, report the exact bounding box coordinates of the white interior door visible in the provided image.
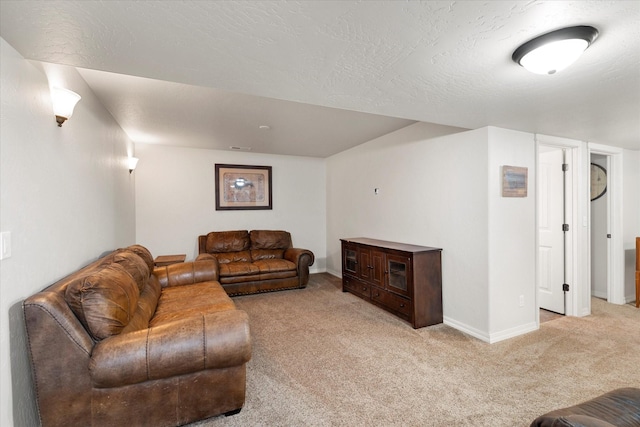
[538,146,565,314]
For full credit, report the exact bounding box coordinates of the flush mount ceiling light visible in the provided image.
[512,25,598,75]
[51,87,81,126]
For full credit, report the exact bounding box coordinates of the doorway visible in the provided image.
[590,153,609,300]
[588,143,624,306]
[538,145,567,314]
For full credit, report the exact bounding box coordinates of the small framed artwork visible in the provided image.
[215,164,272,210]
[502,166,528,197]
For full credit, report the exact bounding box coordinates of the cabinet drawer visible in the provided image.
[343,277,371,299]
[371,286,412,317]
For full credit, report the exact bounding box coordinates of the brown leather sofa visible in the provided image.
[530,387,640,427]
[196,230,314,296]
[23,244,251,427]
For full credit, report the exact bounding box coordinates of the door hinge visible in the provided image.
[562,163,569,172]
[563,283,570,292]
[562,224,569,232]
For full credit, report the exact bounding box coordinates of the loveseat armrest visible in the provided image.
[285,248,315,286]
[284,248,315,267]
[90,310,251,388]
[153,259,219,287]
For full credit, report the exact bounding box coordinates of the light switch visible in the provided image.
[0,231,11,260]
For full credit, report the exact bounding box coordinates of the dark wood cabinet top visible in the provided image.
[341,238,441,254]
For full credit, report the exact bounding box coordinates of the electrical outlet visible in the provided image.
[519,295,524,307]
[0,231,11,260]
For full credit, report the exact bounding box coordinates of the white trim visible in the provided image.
[444,317,538,344]
[588,143,625,305]
[443,316,491,343]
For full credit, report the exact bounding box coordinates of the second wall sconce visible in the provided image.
[128,157,139,174]
[51,87,82,127]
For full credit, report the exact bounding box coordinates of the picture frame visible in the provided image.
[215,164,272,210]
[502,165,528,197]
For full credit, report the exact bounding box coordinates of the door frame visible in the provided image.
[588,143,624,305]
[536,134,584,318]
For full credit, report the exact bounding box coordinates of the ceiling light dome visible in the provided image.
[512,26,598,75]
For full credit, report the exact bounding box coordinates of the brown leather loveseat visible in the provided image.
[196,230,314,296]
[23,244,251,427]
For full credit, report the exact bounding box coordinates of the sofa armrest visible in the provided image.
[284,248,314,266]
[284,248,314,286]
[90,310,251,388]
[153,259,219,287]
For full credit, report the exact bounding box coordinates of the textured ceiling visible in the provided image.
[1,0,639,155]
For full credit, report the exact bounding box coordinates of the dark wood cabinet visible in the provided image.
[341,238,442,328]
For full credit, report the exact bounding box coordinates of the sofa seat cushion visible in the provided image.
[219,261,260,277]
[150,281,235,326]
[253,258,296,273]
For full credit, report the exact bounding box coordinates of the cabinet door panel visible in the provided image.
[359,248,372,280]
[343,244,358,276]
[385,254,412,298]
[371,250,384,286]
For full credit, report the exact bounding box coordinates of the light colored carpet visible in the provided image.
[193,273,640,427]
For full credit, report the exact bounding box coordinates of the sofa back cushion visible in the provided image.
[65,263,140,341]
[205,230,250,254]
[250,230,291,260]
[124,244,155,273]
[250,230,292,250]
[110,250,150,292]
[215,251,252,264]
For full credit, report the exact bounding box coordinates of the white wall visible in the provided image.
[623,149,640,302]
[326,123,538,342]
[487,128,537,339]
[0,39,136,426]
[134,144,326,271]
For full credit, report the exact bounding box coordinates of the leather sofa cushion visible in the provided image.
[121,276,162,334]
[251,249,284,260]
[65,263,140,341]
[531,388,640,427]
[253,259,296,273]
[150,281,236,326]
[205,230,250,253]
[219,261,260,277]
[250,230,291,250]
[216,250,252,264]
[123,244,155,273]
[551,415,616,427]
[110,250,149,292]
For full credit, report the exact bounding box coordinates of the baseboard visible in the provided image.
[487,322,538,344]
[444,317,538,344]
[443,317,491,343]
[325,269,341,278]
[591,289,607,299]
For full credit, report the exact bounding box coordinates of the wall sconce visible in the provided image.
[51,87,82,127]
[512,26,598,75]
[128,157,139,174]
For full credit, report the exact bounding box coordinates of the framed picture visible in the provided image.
[502,165,528,197]
[215,164,272,210]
